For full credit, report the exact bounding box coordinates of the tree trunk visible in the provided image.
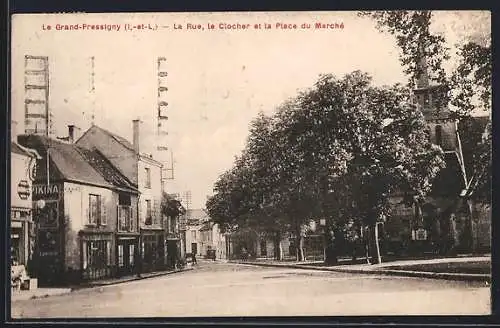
[365,224,381,264]
[297,235,305,261]
[275,232,283,261]
[374,223,382,264]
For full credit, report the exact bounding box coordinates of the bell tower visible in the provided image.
[413,40,467,186]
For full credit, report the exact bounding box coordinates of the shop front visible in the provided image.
[141,230,165,273]
[80,231,114,281]
[32,183,64,286]
[117,236,139,276]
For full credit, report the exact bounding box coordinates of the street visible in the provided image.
[11,261,490,318]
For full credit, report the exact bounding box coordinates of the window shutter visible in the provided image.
[138,200,142,225]
[101,196,107,225]
[117,206,121,231]
[130,207,135,232]
[131,207,134,231]
[85,207,90,225]
[153,199,159,225]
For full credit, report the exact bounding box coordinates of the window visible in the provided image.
[129,244,135,265]
[82,240,112,280]
[153,199,160,225]
[119,193,131,206]
[89,194,100,225]
[118,245,124,267]
[88,194,106,226]
[118,206,133,231]
[145,167,151,189]
[435,125,443,146]
[423,94,430,107]
[191,230,197,241]
[145,200,152,225]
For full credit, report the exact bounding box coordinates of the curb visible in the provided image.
[13,267,195,301]
[231,261,491,283]
[74,267,195,290]
[11,289,73,302]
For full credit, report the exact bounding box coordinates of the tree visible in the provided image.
[359,11,449,88]
[359,10,491,176]
[361,10,492,254]
[319,72,445,263]
[161,192,186,221]
[208,70,446,264]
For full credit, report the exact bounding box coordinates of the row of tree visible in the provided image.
[206,11,491,264]
[207,70,446,263]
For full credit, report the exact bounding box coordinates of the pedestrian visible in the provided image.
[192,253,197,265]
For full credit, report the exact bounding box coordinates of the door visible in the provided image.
[117,239,136,276]
[191,243,197,256]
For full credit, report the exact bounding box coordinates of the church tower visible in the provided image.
[413,43,468,188]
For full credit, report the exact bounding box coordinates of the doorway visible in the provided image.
[117,239,136,277]
[191,243,198,256]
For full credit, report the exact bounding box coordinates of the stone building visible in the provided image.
[76,121,169,272]
[18,133,139,285]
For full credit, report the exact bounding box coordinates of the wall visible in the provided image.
[427,120,458,152]
[471,202,491,251]
[63,182,116,272]
[138,157,163,229]
[10,150,35,266]
[11,151,35,210]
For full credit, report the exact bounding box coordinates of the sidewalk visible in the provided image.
[11,267,194,302]
[11,288,73,302]
[231,255,491,282]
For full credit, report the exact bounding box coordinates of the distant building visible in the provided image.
[184,209,227,259]
[18,133,140,285]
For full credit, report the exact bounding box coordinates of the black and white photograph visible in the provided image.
[9,10,491,318]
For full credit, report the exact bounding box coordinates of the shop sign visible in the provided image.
[17,180,31,200]
[33,184,60,200]
[412,228,428,241]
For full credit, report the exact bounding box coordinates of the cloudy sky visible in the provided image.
[11,11,490,208]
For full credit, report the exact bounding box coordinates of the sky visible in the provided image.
[11,11,491,209]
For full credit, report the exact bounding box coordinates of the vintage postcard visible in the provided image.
[9,11,491,318]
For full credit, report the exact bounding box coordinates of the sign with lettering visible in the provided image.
[33,184,61,200]
[412,228,428,241]
[17,180,30,200]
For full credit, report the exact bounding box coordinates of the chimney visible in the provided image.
[133,119,141,154]
[68,125,75,143]
[11,120,18,142]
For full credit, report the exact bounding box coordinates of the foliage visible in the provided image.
[358,11,449,88]
[207,70,446,262]
[469,121,491,203]
[360,9,492,203]
[161,192,186,219]
[450,42,492,116]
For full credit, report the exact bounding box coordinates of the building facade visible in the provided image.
[10,140,40,271]
[76,121,172,272]
[184,209,227,259]
[19,134,139,285]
